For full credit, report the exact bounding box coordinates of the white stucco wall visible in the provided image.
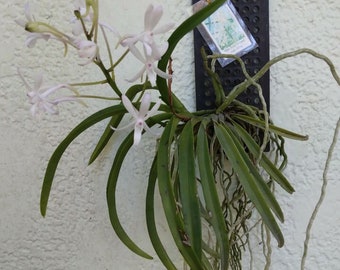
[1,0,339,269]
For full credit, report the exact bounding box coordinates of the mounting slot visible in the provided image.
[193,0,270,112]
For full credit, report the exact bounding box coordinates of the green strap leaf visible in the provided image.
[197,122,230,269]
[231,121,295,193]
[146,156,177,270]
[106,131,153,259]
[225,124,284,222]
[214,122,284,247]
[40,105,126,217]
[157,117,204,269]
[106,113,172,260]
[232,114,309,141]
[88,114,123,165]
[178,120,202,258]
[157,0,227,108]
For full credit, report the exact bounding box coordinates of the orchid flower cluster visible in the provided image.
[17,0,174,146]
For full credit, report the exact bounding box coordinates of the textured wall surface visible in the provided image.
[1,0,339,269]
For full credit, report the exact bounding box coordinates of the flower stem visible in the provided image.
[70,79,107,87]
[76,95,120,101]
[107,49,129,72]
[95,60,122,97]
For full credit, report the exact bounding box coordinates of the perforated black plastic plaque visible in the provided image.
[193,0,269,111]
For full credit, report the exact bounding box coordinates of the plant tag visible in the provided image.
[190,0,257,67]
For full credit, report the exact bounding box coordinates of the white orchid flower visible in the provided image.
[73,38,99,65]
[16,2,70,48]
[128,44,171,85]
[18,69,79,116]
[120,4,174,58]
[15,3,52,47]
[113,93,161,146]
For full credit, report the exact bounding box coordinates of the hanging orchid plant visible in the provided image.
[17,0,340,269]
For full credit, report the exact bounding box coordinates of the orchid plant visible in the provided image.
[17,0,340,269]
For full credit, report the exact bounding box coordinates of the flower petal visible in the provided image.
[129,45,145,63]
[34,73,44,91]
[144,4,163,31]
[72,21,84,36]
[25,33,50,48]
[153,22,175,35]
[146,67,157,86]
[133,122,144,146]
[17,68,33,91]
[42,102,59,115]
[142,122,158,136]
[150,42,168,60]
[139,93,152,117]
[41,84,70,97]
[145,99,161,120]
[24,2,33,22]
[143,43,153,57]
[15,19,27,27]
[121,95,138,118]
[154,66,172,80]
[110,121,135,131]
[126,66,146,83]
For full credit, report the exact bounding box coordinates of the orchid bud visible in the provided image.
[25,22,41,33]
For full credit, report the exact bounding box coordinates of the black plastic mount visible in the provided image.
[193,0,270,111]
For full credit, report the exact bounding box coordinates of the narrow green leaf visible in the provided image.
[197,123,229,269]
[231,122,295,193]
[106,131,152,259]
[214,122,284,247]
[88,114,123,165]
[225,124,284,222]
[233,114,309,141]
[40,105,126,217]
[157,117,204,269]
[178,120,202,258]
[105,113,172,260]
[157,0,227,108]
[146,156,177,270]
[201,241,220,259]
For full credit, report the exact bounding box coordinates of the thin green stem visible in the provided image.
[107,49,130,72]
[70,79,107,87]
[95,60,122,96]
[74,10,89,39]
[32,21,72,40]
[75,95,120,101]
[90,0,99,42]
[100,24,114,78]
